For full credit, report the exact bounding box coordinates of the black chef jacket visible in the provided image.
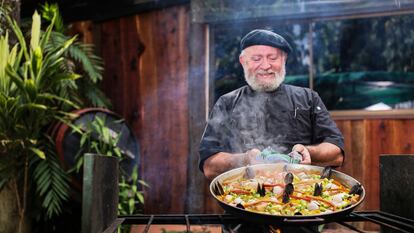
[198,84,344,172]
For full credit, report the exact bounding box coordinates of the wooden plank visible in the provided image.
[100,19,123,112]
[186,21,209,213]
[70,20,94,44]
[135,5,190,214]
[82,154,119,233]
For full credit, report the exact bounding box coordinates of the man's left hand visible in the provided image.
[292,144,311,164]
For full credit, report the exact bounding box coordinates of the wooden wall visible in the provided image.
[72,5,193,214]
[70,4,414,218]
[336,118,414,212]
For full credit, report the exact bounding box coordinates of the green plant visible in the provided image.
[0,10,81,232]
[73,116,123,172]
[41,3,110,108]
[1,3,111,231]
[73,116,148,233]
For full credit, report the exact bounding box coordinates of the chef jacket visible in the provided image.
[198,84,344,172]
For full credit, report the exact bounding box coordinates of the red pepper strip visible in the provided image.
[332,180,344,188]
[263,183,285,188]
[230,189,251,195]
[290,195,336,210]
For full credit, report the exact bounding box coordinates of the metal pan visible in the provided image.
[210,163,365,226]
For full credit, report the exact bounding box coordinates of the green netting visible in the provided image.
[285,71,414,110]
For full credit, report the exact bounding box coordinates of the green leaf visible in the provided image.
[29,147,46,159]
[39,10,57,49]
[138,180,150,188]
[19,103,48,111]
[0,32,9,80]
[30,11,41,51]
[32,46,43,80]
[32,155,70,219]
[128,198,135,214]
[6,15,29,60]
[38,93,80,109]
[136,193,144,204]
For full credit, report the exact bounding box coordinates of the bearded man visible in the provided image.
[199,29,344,180]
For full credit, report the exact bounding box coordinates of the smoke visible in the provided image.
[209,90,288,155]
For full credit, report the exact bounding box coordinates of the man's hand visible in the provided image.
[292,144,311,164]
[244,148,262,165]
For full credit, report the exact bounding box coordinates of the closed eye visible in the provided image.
[251,56,262,62]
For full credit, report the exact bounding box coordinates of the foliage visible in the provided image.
[72,116,148,233]
[32,136,70,218]
[72,116,123,172]
[0,9,81,232]
[118,166,148,233]
[1,2,113,232]
[41,3,110,108]
[0,4,10,36]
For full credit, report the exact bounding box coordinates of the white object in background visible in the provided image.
[364,102,392,111]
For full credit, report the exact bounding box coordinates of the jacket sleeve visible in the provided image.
[198,97,230,172]
[311,91,345,154]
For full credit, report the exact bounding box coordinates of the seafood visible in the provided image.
[214,166,362,216]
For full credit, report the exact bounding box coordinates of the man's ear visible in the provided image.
[283,52,288,64]
[239,54,244,66]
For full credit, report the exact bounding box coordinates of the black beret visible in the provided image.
[240,29,292,55]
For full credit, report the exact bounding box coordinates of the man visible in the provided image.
[199,29,344,180]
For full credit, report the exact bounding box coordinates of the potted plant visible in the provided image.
[0,6,108,232]
[73,115,148,233]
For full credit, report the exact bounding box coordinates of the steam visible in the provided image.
[208,90,288,155]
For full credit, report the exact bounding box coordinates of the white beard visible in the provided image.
[244,65,286,92]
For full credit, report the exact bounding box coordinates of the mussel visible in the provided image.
[212,182,224,196]
[257,183,266,197]
[236,203,245,209]
[321,166,332,179]
[313,183,323,196]
[282,192,290,204]
[244,166,256,179]
[349,183,363,195]
[284,183,294,195]
[284,172,294,184]
[282,183,294,203]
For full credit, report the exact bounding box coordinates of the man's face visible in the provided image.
[239,45,287,92]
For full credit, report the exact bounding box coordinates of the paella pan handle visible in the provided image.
[283,217,325,223]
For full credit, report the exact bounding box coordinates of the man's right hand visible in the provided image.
[244,148,262,165]
[292,144,312,164]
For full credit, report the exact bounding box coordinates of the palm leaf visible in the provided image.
[68,41,103,83]
[32,146,70,219]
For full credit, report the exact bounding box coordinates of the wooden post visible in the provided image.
[380,155,414,219]
[82,154,119,233]
[186,21,209,213]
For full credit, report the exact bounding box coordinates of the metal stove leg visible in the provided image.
[142,215,154,233]
[185,214,190,233]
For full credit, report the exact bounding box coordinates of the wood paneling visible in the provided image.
[73,5,191,213]
[336,118,414,214]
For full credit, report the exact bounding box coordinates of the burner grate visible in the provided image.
[102,211,414,233]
